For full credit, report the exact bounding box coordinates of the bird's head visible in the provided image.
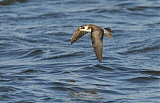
[79,26,92,32]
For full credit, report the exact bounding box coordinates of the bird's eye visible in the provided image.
[81,26,85,29]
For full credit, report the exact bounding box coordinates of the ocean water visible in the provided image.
[0,0,160,102]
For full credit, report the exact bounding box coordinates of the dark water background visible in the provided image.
[0,0,160,102]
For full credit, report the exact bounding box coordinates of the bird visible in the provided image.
[71,24,112,62]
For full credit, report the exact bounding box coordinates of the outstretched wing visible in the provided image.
[91,29,103,62]
[71,26,88,44]
[103,27,112,39]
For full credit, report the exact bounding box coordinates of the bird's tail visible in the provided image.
[104,27,111,33]
[103,27,112,38]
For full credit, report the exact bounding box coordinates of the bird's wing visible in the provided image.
[91,29,103,62]
[103,27,112,39]
[71,26,88,44]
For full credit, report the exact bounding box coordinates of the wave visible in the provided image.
[127,76,160,83]
[0,0,27,6]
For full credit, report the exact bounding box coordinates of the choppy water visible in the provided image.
[0,0,160,102]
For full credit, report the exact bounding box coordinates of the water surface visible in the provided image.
[0,0,160,102]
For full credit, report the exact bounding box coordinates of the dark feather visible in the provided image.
[103,27,112,38]
[91,29,103,62]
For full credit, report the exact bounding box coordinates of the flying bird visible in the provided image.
[71,24,112,62]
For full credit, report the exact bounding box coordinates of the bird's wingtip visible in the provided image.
[99,59,102,63]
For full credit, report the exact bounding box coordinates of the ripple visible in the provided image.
[115,2,134,7]
[19,49,44,58]
[93,64,114,71]
[141,70,160,76]
[66,0,99,5]
[127,6,160,11]
[127,76,160,83]
[69,90,102,100]
[0,86,18,92]
[121,44,160,55]
[42,51,85,60]
[0,0,27,6]
[20,69,43,74]
[49,86,74,91]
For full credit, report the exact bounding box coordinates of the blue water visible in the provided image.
[0,0,160,102]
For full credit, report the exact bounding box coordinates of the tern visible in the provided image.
[71,24,112,62]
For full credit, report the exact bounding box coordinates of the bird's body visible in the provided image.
[71,24,112,62]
